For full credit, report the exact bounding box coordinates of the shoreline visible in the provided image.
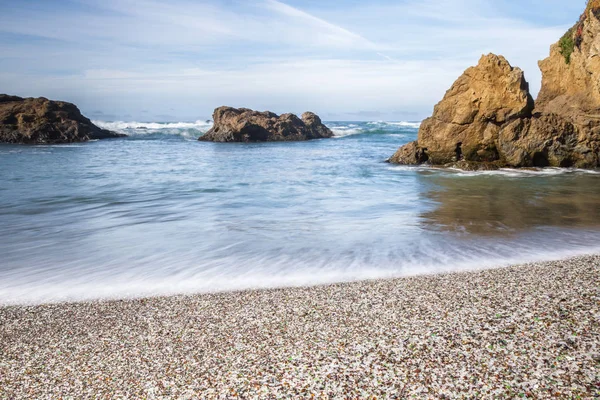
[1,254,599,398]
[4,249,600,307]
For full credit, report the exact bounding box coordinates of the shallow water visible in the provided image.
[1,121,599,305]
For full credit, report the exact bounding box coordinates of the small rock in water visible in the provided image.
[199,106,333,142]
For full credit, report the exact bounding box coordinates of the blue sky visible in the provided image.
[0,0,585,121]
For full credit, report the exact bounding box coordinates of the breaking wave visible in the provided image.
[330,125,365,137]
[2,230,599,305]
[329,121,420,138]
[368,121,422,129]
[92,120,213,141]
[90,120,420,140]
[93,120,213,132]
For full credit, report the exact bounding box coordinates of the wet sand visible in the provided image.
[1,255,599,398]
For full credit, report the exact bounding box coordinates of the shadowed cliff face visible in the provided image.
[389,2,600,170]
[0,95,124,144]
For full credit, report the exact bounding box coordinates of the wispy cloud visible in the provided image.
[263,0,383,50]
[0,0,584,121]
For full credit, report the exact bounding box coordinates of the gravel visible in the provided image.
[1,255,599,399]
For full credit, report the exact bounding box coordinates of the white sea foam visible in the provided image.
[368,121,422,129]
[93,120,213,133]
[92,120,419,139]
[386,122,421,128]
[388,165,600,177]
[1,244,598,306]
[331,127,365,137]
[450,167,600,177]
[330,120,420,138]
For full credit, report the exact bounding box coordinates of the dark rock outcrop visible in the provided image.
[389,2,600,170]
[0,95,124,144]
[199,106,333,142]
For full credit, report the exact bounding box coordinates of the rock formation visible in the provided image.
[389,1,600,169]
[390,54,534,166]
[537,1,600,115]
[199,106,333,142]
[0,95,124,144]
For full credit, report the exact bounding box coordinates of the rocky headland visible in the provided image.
[390,2,600,170]
[199,106,333,142]
[0,95,124,144]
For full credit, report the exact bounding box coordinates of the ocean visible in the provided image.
[1,121,599,305]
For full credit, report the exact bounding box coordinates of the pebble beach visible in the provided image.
[1,255,599,399]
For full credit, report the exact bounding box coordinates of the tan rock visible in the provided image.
[497,114,597,168]
[199,106,333,142]
[387,141,427,164]
[390,2,600,170]
[525,4,600,168]
[537,5,600,115]
[390,54,534,165]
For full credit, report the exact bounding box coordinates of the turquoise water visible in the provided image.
[1,121,599,305]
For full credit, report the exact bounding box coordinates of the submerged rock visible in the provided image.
[199,106,333,142]
[390,2,600,169]
[0,95,125,144]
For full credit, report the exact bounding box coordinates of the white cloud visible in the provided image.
[0,58,466,120]
[0,0,576,120]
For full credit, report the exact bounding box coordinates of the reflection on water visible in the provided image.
[419,170,600,235]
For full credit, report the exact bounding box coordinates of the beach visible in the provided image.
[1,255,598,399]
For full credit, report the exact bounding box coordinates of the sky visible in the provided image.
[0,0,586,121]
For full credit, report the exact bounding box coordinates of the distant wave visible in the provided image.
[330,121,421,138]
[330,124,365,137]
[93,120,213,133]
[92,120,213,141]
[367,121,422,129]
[93,120,420,139]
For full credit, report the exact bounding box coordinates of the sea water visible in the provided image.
[1,121,599,305]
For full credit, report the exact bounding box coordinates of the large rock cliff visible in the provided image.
[537,1,600,115]
[199,106,333,142]
[390,54,534,166]
[390,2,600,169]
[0,95,124,144]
